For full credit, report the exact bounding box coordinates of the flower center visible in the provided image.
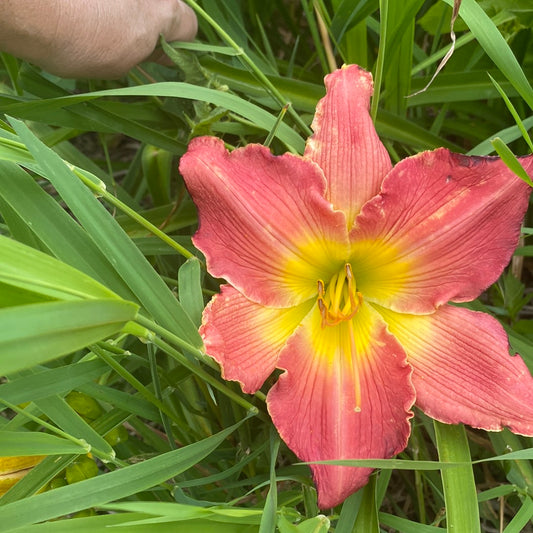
[317,263,363,329]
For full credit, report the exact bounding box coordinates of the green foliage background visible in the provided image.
[0,0,533,531]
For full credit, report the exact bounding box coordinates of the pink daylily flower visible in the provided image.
[179,64,533,508]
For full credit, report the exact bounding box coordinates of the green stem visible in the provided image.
[184,0,312,138]
[434,421,480,533]
[370,0,388,122]
[132,315,269,422]
[147,345,177,450]
[132,314,213,368]
[90,343,184,430]
[70,165,196,262]
[0,398,91,457]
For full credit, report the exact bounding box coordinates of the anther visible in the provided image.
[316,264,363,328]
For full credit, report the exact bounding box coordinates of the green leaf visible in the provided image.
[7,117,201,347]
[0,299,138,375]
[434,422,480,533]
[353,476,379,532]
[277,515,330,533]
[379,513,442,532]
[441,0,533,109]
[336,491,364,532]
[0,432,89,456]
[101,501,263,524]
[141,145,172,206]
[2,83,305,153]
[20,513,259,532]
[0,361,108,406]
[488,74,533,152]
[0,159,136,299]
[468,116,533,156]
[0,234,121,301]
[0,455,76,505]
[0,283,55,308]
[503,496,533,533]
[32,395,115,461]
[259,430,280,533]
[78,382,160,422]
[178,258,205,328]
[0,417,248,531]
[491,137,533,186]
[330,0,378,42]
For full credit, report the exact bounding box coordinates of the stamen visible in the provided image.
[316,264,363,329]
[317,266,363,412]
[332,270,345,315]
[317,280,328,328]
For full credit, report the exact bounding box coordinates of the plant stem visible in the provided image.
[0,399,92,457]
[132,315,269,422]
[370,0,388,122]
[70,165,197,261]
[434,421,480,533]
[90,343,183,429]
[184,0,312,138]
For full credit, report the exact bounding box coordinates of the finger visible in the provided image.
[167,0,198,42]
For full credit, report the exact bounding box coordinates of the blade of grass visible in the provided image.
[370,0,388,122]
[32,395,115,462]
[0,299,138,375]
[0,455,77,505]
[0,417,250,531]
[8,117,201,346]
[184,0,312,138]
[0,234,121,301]
[353,475,379,532]
[0,432,89,456]
[0,159,137,301]
[379,513,442,532]
[178,258,205,328]
[441,0,533,110]
[491,138,533,186]
[21,513,260,532]
[468,116,533,156]
[503,497,533,533]
[488,74,533,152]
[0,83,306,154]
[434,421,480,533]
[259,429,280,533]
[0,399,91,455]
[0,361,108,407]
[335,491,363,533]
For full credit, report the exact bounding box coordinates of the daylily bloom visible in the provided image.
[0,456,46,496]
[179,64,533,508]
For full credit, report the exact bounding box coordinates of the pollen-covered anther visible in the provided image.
[317,263,363,328]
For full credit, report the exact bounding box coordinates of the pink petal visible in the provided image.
[304,65,392,228]
[380,304,533,435]
[267,302,414,508]
[179,137,349,308]
[351,149,532,314]
[201,285,313,394]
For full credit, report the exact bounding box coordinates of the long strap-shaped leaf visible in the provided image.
[0,299,138,375]
[441,0,533,110]
[8,117,201,347]
[0,234,121,301]
[1,82,305,153]
[0,160,137,300]
[0,417,247,531]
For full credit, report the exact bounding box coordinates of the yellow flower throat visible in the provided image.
[317,263,363,329]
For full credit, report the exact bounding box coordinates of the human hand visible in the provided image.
[0,0,198,79]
